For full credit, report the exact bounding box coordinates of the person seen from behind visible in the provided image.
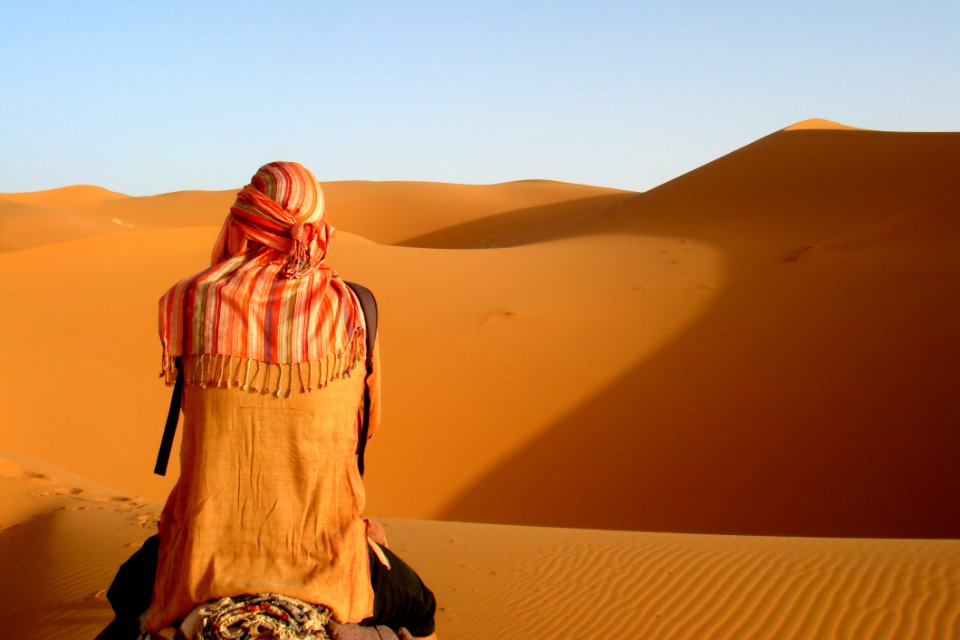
[97,161,437,640]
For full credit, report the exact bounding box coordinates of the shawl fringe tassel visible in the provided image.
[161,331,366,398]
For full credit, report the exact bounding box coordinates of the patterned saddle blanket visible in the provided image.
[180,593,332,640]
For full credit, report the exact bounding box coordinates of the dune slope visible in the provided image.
[440,128,960,537]
[2,455,958,640]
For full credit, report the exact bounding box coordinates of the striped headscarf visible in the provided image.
[159,162,366,395]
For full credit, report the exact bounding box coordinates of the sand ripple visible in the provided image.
[390,521,960,640]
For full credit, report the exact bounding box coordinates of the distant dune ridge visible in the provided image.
[782,117,863,131]
[1,121,958,638]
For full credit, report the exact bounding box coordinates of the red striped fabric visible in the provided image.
[158,162,365,394]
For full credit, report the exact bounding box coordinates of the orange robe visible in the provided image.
[146,342,380,631]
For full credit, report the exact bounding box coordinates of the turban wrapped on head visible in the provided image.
[159,161,365,396]
[213,161,332,278]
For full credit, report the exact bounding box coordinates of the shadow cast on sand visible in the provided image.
[396,192,633,249]
[440,129,960,538]
[0,508,121,636]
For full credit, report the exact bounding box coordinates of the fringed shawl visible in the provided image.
[159,161,365,396]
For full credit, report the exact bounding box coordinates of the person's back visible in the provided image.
[147,364,375,628]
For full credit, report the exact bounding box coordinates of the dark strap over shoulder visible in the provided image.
[153,284,378,477]
[345,281,378,476]
[154,357,183,476]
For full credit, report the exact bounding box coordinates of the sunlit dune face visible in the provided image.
[783,118,862,131]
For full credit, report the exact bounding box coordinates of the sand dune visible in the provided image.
[783,118,863,131]
[0,226,724,514]
[1,121,958,638]
[0,185,127,208]
[401,521,960,639]
[323,180,632,245]
[0,180,629,249]
[1,454,957,640]
[83,190,235,230]
[0,179,658,511]
[0,198,110,251]
[439,126,960,537]
[0,453,158,640]
[0,185,132,248]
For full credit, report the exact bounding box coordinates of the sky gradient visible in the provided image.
[2,1,958,195]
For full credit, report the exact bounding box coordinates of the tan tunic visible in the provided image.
[146,343,381,631]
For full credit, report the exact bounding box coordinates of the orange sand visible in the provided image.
[1,121,958,638]
[1,453,957,639]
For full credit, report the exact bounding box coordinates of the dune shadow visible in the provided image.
[438,293,960,537]
[396,192,634,249]
[439,129,960,538]
[0,508,116,632]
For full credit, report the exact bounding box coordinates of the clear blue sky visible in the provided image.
[2,1,957,195]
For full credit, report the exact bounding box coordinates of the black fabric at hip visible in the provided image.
[364,544,437,637]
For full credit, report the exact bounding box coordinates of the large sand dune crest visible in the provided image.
[440,128,960,537]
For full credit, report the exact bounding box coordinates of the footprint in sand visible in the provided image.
[1,457,54,484]
[5,458,160,527]
[136,513,161,529]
